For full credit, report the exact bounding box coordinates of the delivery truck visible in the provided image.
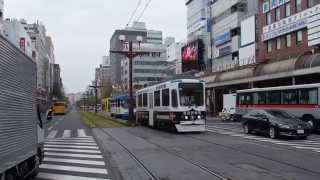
[0,34,44,179]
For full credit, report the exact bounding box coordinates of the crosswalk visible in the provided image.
[37,129,110,180]
[207,124,320,154]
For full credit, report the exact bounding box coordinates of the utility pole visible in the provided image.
[110,35,149,125]
[90,81,102,114]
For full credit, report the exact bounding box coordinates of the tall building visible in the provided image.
[53,64,64,99]
[201,0,320,116]
[23,21,51,95]
[185,0,211,71]
[96,56,113,98]
[121,43,168,90]
[45,36,55,97]
[0,0,4,35]
[3,19,33,58]
[110,22,147,86]
[165,37,184,75]
[209,0,258,72]
[110,22,167,88]
[258,0,320,62]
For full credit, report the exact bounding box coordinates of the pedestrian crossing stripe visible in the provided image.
[206,125,320,154]
[37,173,110,180]
[39,133,110,180]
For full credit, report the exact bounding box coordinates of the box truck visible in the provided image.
[0,34,44,179]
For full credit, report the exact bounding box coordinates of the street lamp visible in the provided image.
[110,35,149,125]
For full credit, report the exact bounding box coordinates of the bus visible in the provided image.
[236,83,320,131]
[136,79,206,132]
[53,101,67,115]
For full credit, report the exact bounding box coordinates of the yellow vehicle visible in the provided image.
[101,98,110,112]
[53,101,67,115]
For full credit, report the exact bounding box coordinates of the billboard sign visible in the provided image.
[215,31,231,46]
[181,39,205,72]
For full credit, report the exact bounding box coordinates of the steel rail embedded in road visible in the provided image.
[187,134,320,176]
[100,128,231,180]
[99,129,160,180]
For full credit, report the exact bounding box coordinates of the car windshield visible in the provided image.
[266,110,294,119]
[179,83,204,107]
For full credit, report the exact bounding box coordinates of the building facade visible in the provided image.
[209,0,258,72]
[185,0,211,71]
[201,0,320,116]
[165,37,184,75]
[3,19,33,58]
[258,0,320,62]
[109,22,148,87]
[121,43,168,90]
[95,56,113,99]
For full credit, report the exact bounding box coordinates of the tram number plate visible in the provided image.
[297,130,304,134]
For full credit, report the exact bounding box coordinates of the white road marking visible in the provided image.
[44,144,99,149]
[45,142,97,146]
[47,130,58,139]
[45,148,101,154]
[47,139,95,143]
[55,137,94,140]
[45,152,103,159]
[37,173,109,180]
[293,146,320,150]
[44,157,105,166]
[40,164,108,174]
[62,130,71,138]
[78,129,88,137]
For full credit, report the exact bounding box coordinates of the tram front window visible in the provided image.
[179,83,204,107]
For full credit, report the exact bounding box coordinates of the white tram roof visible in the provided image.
[237,83,320,93]
[136,79,204,94]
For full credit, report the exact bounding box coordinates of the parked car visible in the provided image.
[242,109,311,139]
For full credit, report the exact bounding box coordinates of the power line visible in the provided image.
[127,0,143,27]
[136,0,152,22]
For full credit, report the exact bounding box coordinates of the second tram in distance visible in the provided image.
[136,79,206,132]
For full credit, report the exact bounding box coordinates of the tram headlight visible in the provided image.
[185,116,189,120]
[197,115,201,119]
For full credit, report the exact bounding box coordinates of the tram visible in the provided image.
[109,93,135,120]
[136,79,206,132]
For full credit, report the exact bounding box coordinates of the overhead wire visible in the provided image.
[136,0,152,22]
[126,0,143,27]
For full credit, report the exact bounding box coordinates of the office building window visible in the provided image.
[285,3,291,17]
[297,31,303,44]
[267,12,272,25]
[286,34,292,47]
[308,0,316,8]
[296,0,302,12]
[276,8,281,21]
[276,37,281,50]
[267,40,272,52]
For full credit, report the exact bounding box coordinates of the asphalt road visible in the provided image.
[34,109,111,180]
[34,110,320,180]
[94,120,320,180]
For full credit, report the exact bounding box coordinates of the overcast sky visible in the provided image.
[5,0,187,93]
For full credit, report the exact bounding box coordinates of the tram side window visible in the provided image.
[172,89,178,107]
[162,89,170,107]
[267,91,281,104]
[299,88,318,104]
[143,93,148,107]
[155,91,161,107]
[253,92,267,104]
[239,93,252,105]
[282,90,298,104]
[138,94,143,107]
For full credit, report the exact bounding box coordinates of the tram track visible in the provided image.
[100,128,231,180]
[98,128,160,180]
[187,133,320,176]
